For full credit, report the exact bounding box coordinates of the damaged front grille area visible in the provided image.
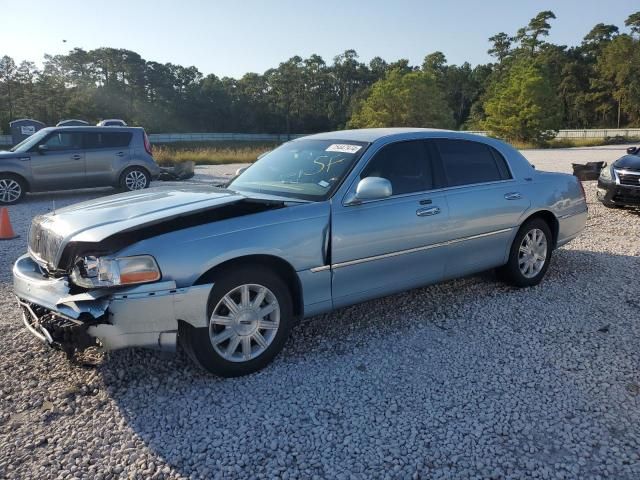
[18,299,102,356]
[28,215,65,269]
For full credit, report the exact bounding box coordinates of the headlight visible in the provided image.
[599,164,613,181]
[70,255,161,288]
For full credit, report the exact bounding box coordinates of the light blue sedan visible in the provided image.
[14,128,588,376]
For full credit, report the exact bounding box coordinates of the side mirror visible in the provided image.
[37,144,49,154]
[235,167,248,176]
[352,177,392,203]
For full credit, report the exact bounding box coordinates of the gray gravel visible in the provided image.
[1,145,640,479]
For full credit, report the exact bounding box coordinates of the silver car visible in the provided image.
[13,128,588,377]
[0,126,160,204]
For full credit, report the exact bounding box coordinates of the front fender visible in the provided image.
[1,156,33,189]
[115,201,331,287]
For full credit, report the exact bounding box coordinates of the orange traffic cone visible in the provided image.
[0,207,18,240]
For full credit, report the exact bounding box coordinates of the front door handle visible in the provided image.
[116,152,125,157]
[416,206,441,217]
[504,192,522,200]
[71,154,82,160]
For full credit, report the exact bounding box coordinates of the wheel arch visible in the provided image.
[521,210,559,248]
[193,254,304,320]
[0,171,31,193]
[118,164,151,180]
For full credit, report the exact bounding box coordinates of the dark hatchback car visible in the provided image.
[597,148,640,208]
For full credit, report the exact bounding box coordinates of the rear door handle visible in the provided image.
[71,154,82,160]
[504,192,522,200]
[416,206,441,217]
[116,152,125,157]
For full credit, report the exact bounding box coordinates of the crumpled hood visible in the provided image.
[29,185,258,270]
[615,154,640,171]
[42,185,246,243]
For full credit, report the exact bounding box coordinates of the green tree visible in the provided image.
[348,69,454,129]
[625,11,640,35]
[488,33,513,64]
[595,34,640,126]
[515,11,556,55]
[482,60,561,142]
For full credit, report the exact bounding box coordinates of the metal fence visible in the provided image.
[553,129,640,139]
[1,129,639,146]
[148,132,306,143]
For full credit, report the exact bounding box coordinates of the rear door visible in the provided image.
[30,131,85,190]
[331,139,450,308]
[83,131,133,187]
[434,138,531,278]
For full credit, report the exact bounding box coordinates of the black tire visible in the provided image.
[497,218,553,288]
[0,174,26,205]
[119,167,150,192]
[181,265,294,377]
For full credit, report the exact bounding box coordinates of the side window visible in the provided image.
[360,140,432,196]
[83,133,102,149]
[103,132,132,148]
[41,132,82,151]
[435,139,511,187]
[83,132,132,149]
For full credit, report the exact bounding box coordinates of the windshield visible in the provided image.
[229,139,368,201]
[9,129,51,152]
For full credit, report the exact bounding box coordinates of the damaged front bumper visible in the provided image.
[13,254,212,354]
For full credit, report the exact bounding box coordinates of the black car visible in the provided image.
[597,148,640,208]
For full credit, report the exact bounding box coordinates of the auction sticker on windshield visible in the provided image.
[325,144,362,154]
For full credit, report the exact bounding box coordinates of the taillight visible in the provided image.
[143,131,153,155]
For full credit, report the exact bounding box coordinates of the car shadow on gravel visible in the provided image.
[92,247,640,478]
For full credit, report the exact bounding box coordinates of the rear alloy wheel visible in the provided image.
[181,266,293,377]
[0,176,25,204]
[120,167,150,191]
[498,218,553,287]
[518,228,547,278]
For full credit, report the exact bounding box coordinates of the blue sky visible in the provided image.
[1,0,638,78]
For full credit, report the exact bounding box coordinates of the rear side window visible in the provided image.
[435,139,511,187]
[361,140,433,195]
[84,132,132,149]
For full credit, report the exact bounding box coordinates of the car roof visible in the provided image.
[45,126,142,132]
[300,128,491,143]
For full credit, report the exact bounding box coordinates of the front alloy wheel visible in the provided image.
[209,284,280,362]
[180,266,293,377]
[0,177,24,204]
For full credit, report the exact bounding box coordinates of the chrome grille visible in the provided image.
[616,169,640,187]
[28,216,64,268]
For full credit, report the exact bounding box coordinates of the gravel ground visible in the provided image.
[1,145,640,479]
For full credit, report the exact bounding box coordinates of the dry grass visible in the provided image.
[152,141,278,166]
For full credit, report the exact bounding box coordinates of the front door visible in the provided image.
[30,131,85,190]
[331,139,450,308]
